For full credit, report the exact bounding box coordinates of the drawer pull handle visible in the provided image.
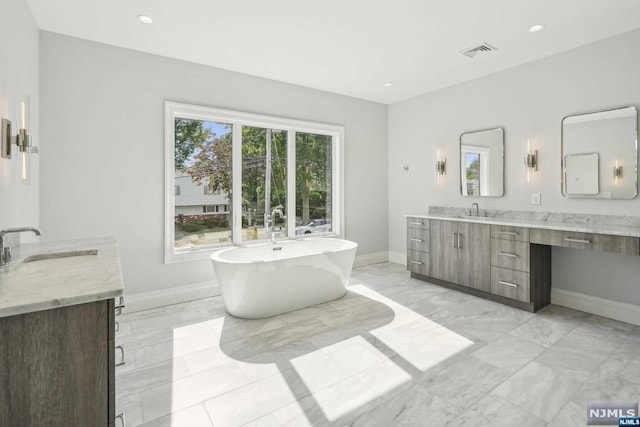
[498,280,518,288]
[115,296,125,316]
[116,412,126,427]
[410,238,424,242]
[115,321,120,332]
[498,251,519,258]
[498,231,519,236]
[410,260,424,265]
[565,237,591,244]
[452,232,457,248]
[115,345,126,367]
[410,222,424,226]
[457,233,462,249]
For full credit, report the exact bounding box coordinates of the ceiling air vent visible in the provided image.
[460,42,498,59]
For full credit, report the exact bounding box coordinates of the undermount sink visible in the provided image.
[23,249,98,263]
[451,215,492,221]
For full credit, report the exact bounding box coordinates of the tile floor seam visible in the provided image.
[116,262,638,427]
[204,353,398,418]
[139,401,215,427]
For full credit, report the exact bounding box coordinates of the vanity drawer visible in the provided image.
[530,229,640,256]
[407,217,429,230]
[491,239,530,272]
[407,228,430,252]
[491,266,530,303]
[491,225,529,242]
[407,250,430,276]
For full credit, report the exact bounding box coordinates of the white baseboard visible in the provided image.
[551,288,640,326]
[125,281,220,313]
[388,251,406,266]
[353,251,389,268]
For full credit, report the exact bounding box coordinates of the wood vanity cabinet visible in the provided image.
[429,219,491,292]
[408,216,638,312]
[0,298,116,427]
[530,228,640,256]
[406,217,430,276]
[408,218,551,312]
[490,225,551,310]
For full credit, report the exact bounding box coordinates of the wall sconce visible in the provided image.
[435,150,446,182]
[613,160,623,182]
[1,97,32,184]
[524,139,537,183]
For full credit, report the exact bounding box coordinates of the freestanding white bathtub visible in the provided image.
[210,238,358,319]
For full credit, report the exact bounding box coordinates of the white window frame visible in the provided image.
[165,101,345,263]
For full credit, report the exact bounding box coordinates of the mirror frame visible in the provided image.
[561,106,638,199]
[459,127,505,198]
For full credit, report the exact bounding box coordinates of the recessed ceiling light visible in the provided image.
[137,15,153,24]
[529,24,545,32]
[383,82,393,87]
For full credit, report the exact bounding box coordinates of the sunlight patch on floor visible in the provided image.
[166,283,472,424]
[352,284,474,372]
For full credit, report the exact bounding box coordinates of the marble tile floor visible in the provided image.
[116,262,640,426]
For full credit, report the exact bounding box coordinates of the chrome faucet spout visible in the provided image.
[0,226,42,237]
[0,226,42,267]
[471,203,480,217]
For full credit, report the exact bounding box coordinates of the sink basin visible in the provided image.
[23,249,98,263]
[451,215,492,221]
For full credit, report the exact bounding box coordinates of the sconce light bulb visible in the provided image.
[18,97,29,131]
[435,155,447,180]
[19,149,30,184]
[613,161,623,182]
[21,152,27,180]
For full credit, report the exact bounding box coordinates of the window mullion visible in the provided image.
[286,130,296,238]
[232,122,243,245]
[333,131,344,238]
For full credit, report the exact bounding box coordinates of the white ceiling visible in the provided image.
[26,0,640,104]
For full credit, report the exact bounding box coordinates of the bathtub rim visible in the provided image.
[210,237,358,265]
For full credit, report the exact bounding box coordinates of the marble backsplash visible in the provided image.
[428,206,640,228]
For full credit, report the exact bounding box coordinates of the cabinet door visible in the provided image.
[457,222,491,291]
[0,301,109,427]
[430,220,458,282]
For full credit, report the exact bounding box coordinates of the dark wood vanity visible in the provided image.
[0,238,124,426]
[0,299,117,426]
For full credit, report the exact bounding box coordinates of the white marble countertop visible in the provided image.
[0,237,124,318]
[405,213,640,238]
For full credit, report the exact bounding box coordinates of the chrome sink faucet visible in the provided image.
[471,202,480,217]
[0,227,42,267]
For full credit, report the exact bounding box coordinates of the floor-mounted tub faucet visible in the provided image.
[265,214,274,243]
[0,226,42,267]
[267,208,284,244]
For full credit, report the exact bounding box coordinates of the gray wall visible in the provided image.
[40,32,388,296]
[388,29,640,305]
[0,0,39,239]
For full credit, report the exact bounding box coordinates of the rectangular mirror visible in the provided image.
[562,106,638,199]
[460,127,504,197]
